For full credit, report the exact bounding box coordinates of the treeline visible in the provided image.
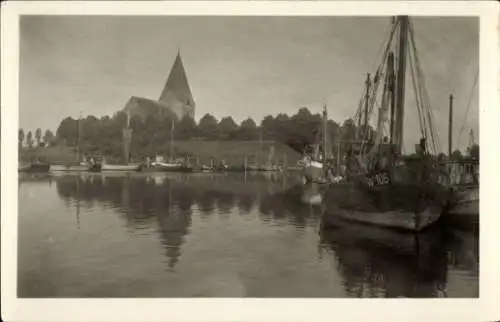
[20,106,479,161]
[34,107,361,159]
[18,128,55,149]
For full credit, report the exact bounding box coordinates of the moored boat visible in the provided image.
[50,162,96,172]
[323,164,450,231]
[300,104,337,185]
[19,162,51,173]
[101,162,141,172]
[322,16,450,232]
[444,184,479,224]
[153,161,193,173]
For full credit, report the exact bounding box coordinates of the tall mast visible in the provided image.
[469,129,475,147]
[448,94,453,157]
[387,52,396,145]
[77,112,81,162]
[170,118,175,161]
[394,16,409,155]
[122,110,133,164]
[323,104,328,160]
[363,73,371,140]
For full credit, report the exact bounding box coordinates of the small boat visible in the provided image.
[445,185,479,223]
[50,162,95,172]
[260,164,279,172]
[154,161,193,173]
[19,162,51,173]
[51,115,95,173]
[101,156,141,172]
[101,163,142,172]
[146,154,194,173]
[300,158,328,184]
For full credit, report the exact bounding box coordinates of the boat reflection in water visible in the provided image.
[18,172,477,298]
[318,218,478,298]
[52,172,303,273]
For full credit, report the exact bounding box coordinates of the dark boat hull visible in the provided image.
[140,166,193,173]
[323,169,450,231]
[19,164,51,173]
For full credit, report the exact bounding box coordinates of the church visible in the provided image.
[123,51,196,121]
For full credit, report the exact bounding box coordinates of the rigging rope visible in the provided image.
[408,21,441,155]
[354,19,399,127]
[457,67,479,145]
[356,20,401,153]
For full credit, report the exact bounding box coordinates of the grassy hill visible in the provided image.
[19,146,78,163]
[168,140,302,167]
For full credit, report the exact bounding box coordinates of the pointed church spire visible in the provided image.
[158,50,195,119]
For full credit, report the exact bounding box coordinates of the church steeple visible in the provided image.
[158,50,195,119]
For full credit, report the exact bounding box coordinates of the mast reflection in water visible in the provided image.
[18,172,478,298]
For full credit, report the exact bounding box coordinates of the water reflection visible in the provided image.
[53,172,302,271]
[19,172,478,297]
[319,220,478,298]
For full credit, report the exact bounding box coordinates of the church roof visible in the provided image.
[158,51,195,108]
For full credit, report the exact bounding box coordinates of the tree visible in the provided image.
[287,107,322,153]
[260,115,276,140]
[18,129,24,148]
[451,149,463,161]
[218,117,238,139]
[26,130,33,148]
[341,118,357,141]
[175,115,198,140]
[467,144,479,160]
[35,128,42,147]
[198,114,219,139]
[43,129,55,147]
[437,152,446,161]
[56,117,78,146]
[236,118,259,140]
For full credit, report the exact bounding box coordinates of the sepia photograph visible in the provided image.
[2,1,499,322]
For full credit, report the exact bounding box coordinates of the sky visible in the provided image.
[20,15,478,153]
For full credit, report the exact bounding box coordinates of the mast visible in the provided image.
[448,94,453,157]
[170,118,175,161]
[76,113,81,162]
[323,104,328,160]
[469,129,475,147]
[388,52,396,145]
[122,111,132,164]
[363,73,371,140]
[394,16,409,155]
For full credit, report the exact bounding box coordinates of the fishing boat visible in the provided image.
[443,87,479,221]
[50,115,97,172]
[152,159,193,173]
[300,104,335,185]
[50,162,96,172]
[142,118,193,173]
[322,16,451,232]
[101,112,141,172]
[101,163,141,172]
[260,145,280,172]
[19,162,51,173]
[198,158,227,172]
[447,184,479,217]
[444,159,479,222]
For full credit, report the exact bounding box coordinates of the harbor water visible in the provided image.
[18,172,478,298]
